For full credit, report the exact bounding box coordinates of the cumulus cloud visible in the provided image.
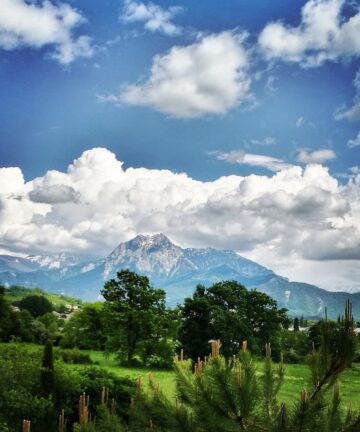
[112,32,251,118]
[0,167,24,195]
[258,0,360,66]
[216,150,292,172]
[1,147,359,283]
[348,131,360,148]
[121,0,182,36]
[297,149,336,164]
[0,0,93,64]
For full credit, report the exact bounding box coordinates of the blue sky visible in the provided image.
[0,0,358,181]
[0,0,360,292]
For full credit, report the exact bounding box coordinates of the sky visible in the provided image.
[0,0,360,292]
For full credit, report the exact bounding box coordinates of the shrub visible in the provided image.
[55,348,93,365]
[0,344,135,431]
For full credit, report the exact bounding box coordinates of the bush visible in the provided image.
[0,344,135,431]
[55,348,93,365]
[280,329,310,363]
[142,338,179,369]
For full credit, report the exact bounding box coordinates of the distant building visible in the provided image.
[65,304,79,313]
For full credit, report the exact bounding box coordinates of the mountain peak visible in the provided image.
[128,233,174,249]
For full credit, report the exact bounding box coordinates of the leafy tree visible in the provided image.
[61,303,106,350]
[179,285,213,359]
[0,286,15,341]
[37,312,59,341]
[16,295,53,317]
[101,270,168,365]
[280,329,310,363]
[293,317,300,332]
[180,281,290,359]
[41,340,55,396]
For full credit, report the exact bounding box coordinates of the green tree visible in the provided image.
[293,317,300,332]
[0,286,15,341]
[101,270,168,365]
[37,312,59,341]
[41,340,55,397]
[179,285,213,359]
[17,295,53,317]
[61,303,106,350]
[180,281,290,359]
[280,329,310,363]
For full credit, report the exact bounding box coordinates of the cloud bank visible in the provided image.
[1,148,359,290]
[0,0,93,64]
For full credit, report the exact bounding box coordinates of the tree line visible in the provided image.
[60,270,291,366]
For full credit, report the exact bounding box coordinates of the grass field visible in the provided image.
[7,343,360,407]
[84,350,360,407]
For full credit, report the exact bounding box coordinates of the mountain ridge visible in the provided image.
[0,233,359,319]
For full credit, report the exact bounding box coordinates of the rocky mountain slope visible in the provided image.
[0,234,359,318]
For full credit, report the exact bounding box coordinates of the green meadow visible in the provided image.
[83,350,360,407]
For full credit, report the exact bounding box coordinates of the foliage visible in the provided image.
[5,285,81,311]
[101,270,171,365]
[179,281,290,360]
[0,286,15,341]
[280,329,310,363]
[55,348,93,364]
[60,303,107,350]
[293,317,300,332]
[0,344,135,431]
[41,340,55,396]
[16,294,53,317]
[127,302,359,432]
[0,344,55,431]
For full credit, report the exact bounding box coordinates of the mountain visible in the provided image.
[0,234,359,319]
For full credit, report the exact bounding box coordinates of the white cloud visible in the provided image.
[116,31,251,118]
[0,0,93,64]
[350,166,360,175]
[258,0,360,66]
[250,137,276,146]
[0,167,24,195]
[297,148,336,164]
[121,0,182,36]
[1,147,360,290]
[348,131,360,148]
[216,150,292,172]
[335,68,360,121]
[296,116,304,127]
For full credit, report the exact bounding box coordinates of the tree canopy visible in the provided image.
[101,269,169,365]
[16,294,53,318]
[179,281,290,359]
